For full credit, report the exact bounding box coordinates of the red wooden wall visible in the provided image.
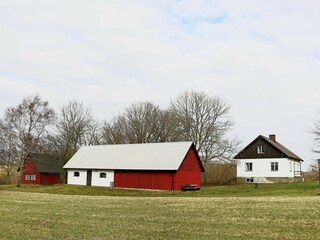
[21,160,60,185]
[41,174,60,185]
[173,146,203,190]
[21,160,42,184]
[114,146,204,191]
[114,170,173,190]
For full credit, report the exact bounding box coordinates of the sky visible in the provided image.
[0,0,319,170]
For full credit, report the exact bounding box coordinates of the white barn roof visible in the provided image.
[63,141,195,170]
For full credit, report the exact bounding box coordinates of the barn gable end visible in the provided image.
[173,145,204,190]
[21,160,42,185]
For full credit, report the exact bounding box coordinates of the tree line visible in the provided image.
[2,90,319,185]
[0,90,242,185]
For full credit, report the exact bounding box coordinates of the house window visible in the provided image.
[245,162,253,171]
[100,172,107,178]
[271,162,278,171]
[257,145,265,154]
[24,174,36,181]
[74,172,80,177]
[290,162,292,172]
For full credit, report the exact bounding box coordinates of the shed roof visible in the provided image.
[28,153,64,173]
[63,141,199,170]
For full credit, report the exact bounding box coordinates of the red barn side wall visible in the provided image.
[173,146,202,190]
[114,147,203,191]
[21,160,41,184]
[114,170,173,190]
[41,174,60,185]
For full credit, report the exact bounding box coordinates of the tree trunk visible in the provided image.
[16,162,22,187]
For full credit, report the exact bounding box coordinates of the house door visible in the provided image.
[86,170,92,186]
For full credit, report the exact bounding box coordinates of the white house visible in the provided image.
[235,134,303,183]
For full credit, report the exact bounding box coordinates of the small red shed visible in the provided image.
[64,142,205,191]
[21,153,63,185]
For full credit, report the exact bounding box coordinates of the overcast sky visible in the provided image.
[0,0,319,169]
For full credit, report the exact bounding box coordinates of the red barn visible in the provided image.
[21,153,63,185]
[64,142,205,191]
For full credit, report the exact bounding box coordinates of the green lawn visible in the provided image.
[0,191,319,239]
[0,181,319,197]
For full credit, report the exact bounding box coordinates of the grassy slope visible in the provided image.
[0,181,319,197]
[0,191,319,240]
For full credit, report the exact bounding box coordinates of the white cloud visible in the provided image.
[0,0,319,169]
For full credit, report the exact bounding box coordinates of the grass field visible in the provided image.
[0,180,319,197]
[0,190,319,240]
[0,182,319,239]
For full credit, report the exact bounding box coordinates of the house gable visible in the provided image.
[234,136,285,159]
[234,135,302,161]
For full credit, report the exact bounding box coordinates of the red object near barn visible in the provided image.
[21,153,63,185]
[64,142,205,191]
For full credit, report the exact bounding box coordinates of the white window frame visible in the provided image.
[245,162,253,171]
[257,145,265,154]
[25,174,36,181]
[271,162,278,171]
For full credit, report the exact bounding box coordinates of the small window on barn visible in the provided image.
[74,172,80,177]
[257,145,265,154]
[100,172,107,178]
[30,174,36,181]
[25,174,31,181]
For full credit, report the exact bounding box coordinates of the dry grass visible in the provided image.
[0,191,319,239]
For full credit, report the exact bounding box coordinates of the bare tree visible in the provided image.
[4,95,55,187]
[103,102,181,144]
[0,120,19,184]
[52,101,102,162]
[312,118,320,155]
[103,102,177,144]
[170,90,240,164]
[103,92,239,165]
[156,110,181,142]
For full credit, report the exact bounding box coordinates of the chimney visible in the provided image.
[269,134,276,142]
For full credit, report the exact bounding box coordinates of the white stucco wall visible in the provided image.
[91,170,114,187]
[66,169,115,187]
[237,158,301,178]
[67,170,87,185]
